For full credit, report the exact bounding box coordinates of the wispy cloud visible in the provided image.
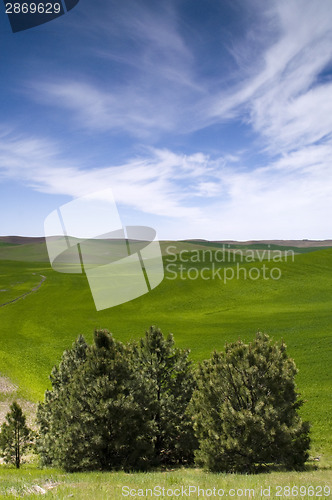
[28,1,205,139]
[1,128,331,239]
[208,0,332,154]
[33,80,181,137]
[28,0,332,156]
[0,130,211,219]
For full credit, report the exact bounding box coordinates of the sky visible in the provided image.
[0,0,332,240]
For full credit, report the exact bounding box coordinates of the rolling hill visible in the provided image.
[0,238,331,464]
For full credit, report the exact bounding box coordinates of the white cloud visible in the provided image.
[29,0,332,157]
[0,132,207,219]
[208,0,332,154]
[1,129,331,239]
[28,2,205,139]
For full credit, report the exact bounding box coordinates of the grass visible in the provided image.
[0,261,44,304]
[0,244,331,457]
[0,465,331,499]
[0,241,331,495]
[0,242,49,262]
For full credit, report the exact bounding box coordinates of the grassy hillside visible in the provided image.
[0,242,331,464]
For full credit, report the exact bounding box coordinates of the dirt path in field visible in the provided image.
[0,274,46,308]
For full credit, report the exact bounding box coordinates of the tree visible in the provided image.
[190,332,310,473]
[36,334,88,466]
[134,326,197,465]
[37,327,197,471]
[0,401,32,469]
[37,330,155,471]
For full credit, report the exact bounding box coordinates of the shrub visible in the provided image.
[190,332,310,473]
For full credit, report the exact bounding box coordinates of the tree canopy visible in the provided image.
[37,329,310,473]
[37,327,196,471]
[190,332,310,472]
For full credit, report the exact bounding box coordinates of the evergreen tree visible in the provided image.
[36,334,88,466]
[37,330,155,471]
[134,326,197,465]
[0,402,32,469]
[37,327,197,471]
[190,332,310,473]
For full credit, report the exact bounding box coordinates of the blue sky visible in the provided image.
[1,0,332,240]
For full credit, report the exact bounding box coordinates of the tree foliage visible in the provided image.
[37,334,89,467]
[0,401,33,469]
[37,331,155,471]
[134,326,197,465]
[37,327,196,471]
[190,332,310,473]
[37,329,310,473]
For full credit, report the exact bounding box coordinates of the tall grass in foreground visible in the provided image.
[0,466,331,499]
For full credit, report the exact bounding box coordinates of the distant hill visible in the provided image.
[0,236,331,263]
[186,238,332,248]
[2,236,332,248]
[0,236,45,245]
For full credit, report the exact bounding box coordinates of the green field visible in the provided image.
[0,239,331,497]
[0,466,331,499]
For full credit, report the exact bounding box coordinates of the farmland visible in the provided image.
[0,238,331,497]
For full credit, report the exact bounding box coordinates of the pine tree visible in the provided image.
[190,332,310,473]
[134,326,197,465]
[36,335,88,466]
[37,330,155,471]
[61,330,155,471]
[0,402,33,469]
[37,327,197,471]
